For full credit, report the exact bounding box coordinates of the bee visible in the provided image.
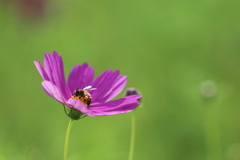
[71,86,96,106]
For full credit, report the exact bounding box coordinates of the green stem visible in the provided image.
[128,112,136,160]
[204,102,222,160]
[64,118,74,160]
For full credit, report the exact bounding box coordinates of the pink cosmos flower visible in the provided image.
[34,51,141,118]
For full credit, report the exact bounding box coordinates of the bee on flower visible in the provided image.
[34,51,141,119]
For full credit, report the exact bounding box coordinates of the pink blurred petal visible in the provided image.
[67,99,94,116]
[43,51,71,99]
[91,110,133,116]
[67,63,94,94]
[34,61,49,80]
[42,81,67,104]
[103,75,127,102]
[90,95,141,116]
[91,70,126,102]
[43,52,54,82]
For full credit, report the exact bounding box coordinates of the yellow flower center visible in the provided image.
[71,89,92,106]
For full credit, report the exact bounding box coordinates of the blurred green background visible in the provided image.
[1,0,240,159]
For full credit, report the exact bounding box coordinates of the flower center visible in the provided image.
[71,89,92,106]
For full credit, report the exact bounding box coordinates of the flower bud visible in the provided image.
[125,88,142,102]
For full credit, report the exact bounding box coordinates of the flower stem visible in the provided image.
[128,112,136,160]
[204,102,222,160]
[64,118,74,160]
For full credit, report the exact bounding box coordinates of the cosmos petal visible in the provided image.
[34,61,49,80]
[103,75,127,102]
[43,51,71,99]
[67,99,94,116]
[91,110,133,116]
[91,70,126,102]
[42,81,67,104]
[43,52,54,82]
[67,63,94,94]
[89,95,141,116]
